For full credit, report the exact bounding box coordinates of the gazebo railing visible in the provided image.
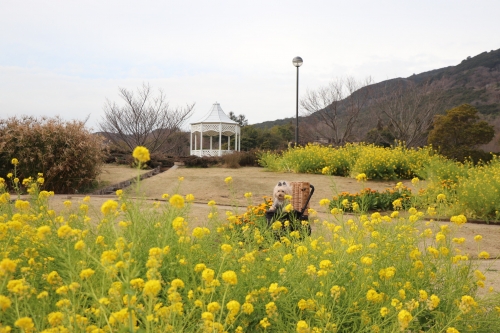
[191,149,236,157]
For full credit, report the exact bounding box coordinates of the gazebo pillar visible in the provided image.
[218,124,222,156]
[200,124,203,155]
[235,131,238,151]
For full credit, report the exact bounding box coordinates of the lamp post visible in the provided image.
[292,56,303,146]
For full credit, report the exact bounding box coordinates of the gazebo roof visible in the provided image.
[191,102,238,125]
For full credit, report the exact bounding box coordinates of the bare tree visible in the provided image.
[99,83,195,154]
[300,77,373,145]
[369,79,445,147]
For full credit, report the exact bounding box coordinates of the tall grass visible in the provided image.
[1,152,500,331]
[259,143,500,220]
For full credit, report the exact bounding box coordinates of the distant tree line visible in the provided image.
[96,83,497,164]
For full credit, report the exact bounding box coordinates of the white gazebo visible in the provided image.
[190,102,241,157]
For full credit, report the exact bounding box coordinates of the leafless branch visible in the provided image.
[99,83,195,154]
[369,79,445,147]
[300,77,373,145]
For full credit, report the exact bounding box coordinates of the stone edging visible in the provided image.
[92,166,164,195]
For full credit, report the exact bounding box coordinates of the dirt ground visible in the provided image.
[95,164,149,189]
[51,165,500,297]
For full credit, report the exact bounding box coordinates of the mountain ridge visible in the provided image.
[253,48,500,131]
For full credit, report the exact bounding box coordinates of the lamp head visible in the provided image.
[292,56,303,67]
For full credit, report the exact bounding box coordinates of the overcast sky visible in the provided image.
[1,0,499,131]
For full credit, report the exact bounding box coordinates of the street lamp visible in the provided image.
[292,56,303,146]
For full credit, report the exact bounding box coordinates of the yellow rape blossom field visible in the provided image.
[2,147,500,332]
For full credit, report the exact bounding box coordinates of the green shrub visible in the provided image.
[330,185,413,212]
[0,116,106,193]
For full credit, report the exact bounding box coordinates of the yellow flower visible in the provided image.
[15,317,35,332]
[132,146,150,163]
[366,289,383,303]
[162,193,169,199]
[419,290,428,301]
[56,286,69,295]
[101,200,118,215]
[47,311,64,327]
[14,200,30,210]
[319,198,331,207]
[319,260,333,269]
[379,267,396,280]
[130,278,145,290]
[194,263,207,273]
[259,317,271,328]
[0,258,17,276]
[450,214,467,225]
[360,256,373,265]
[380,307,389,317]
[74,240,85,250]
[242,302,254,314]
[474,270,486,281]
[0,295,12,311]
[459,295,477,313]
[115,189,123,196]
[437,193,446,202]
[37,291,48,299]
[427,294,440,310]
[222,270,238,285]
[56,299,71,308]
[226,300,241,314]
[411,177,419,185]
[296,246,308,257]
[185,194,195,202]
[397,310,413,330]
[80,268,95,279]
[435,232,445,242]
[192,227,210,238]
[144,280,162,297]
[478,251,490,259]
[57,225,73,239]
[244,192,252,198]
[224,176,233,184]
[207,301,221,313]
[356,173,367,182]
[11,158,19,166]
[101,250,118,265]
[474,235,482,242]
[221,244,233,253]
[178,176,184,182]
[296,320,309,333]
[207,200,216,206]
[284,203,293,212]
[202,268,215,283]
[171,278,185,289]
[392,198,402,209]
[446,328,460,333]
[169,194,185,208]
[452,237,465,244]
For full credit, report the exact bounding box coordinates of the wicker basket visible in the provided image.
[290,181,311,216]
